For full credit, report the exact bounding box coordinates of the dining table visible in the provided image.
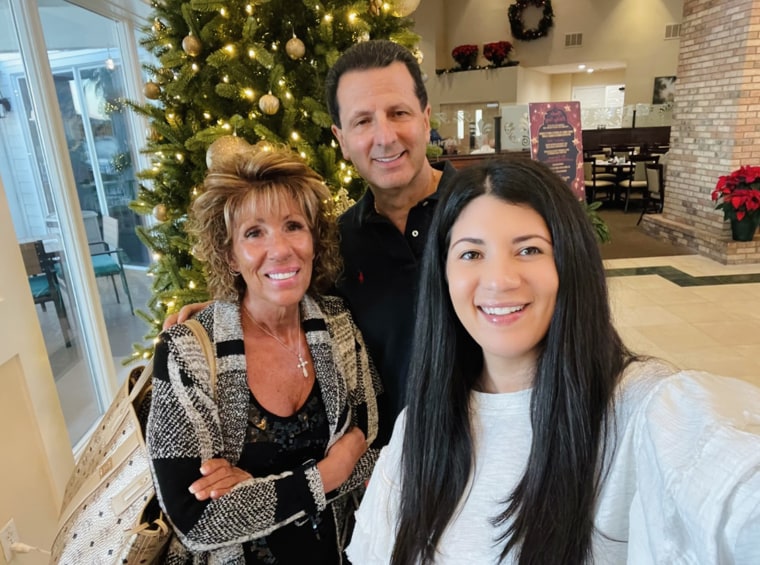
[594,159,634,202]
[594,159,633,182]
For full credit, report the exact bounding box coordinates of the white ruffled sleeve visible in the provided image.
[346,411,407,564]
[627,368,760,564]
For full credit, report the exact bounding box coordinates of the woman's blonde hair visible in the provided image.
[189,142,341,300]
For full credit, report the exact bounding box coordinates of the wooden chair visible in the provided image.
[583,157,615,204]
[617,155,659,213]
[591,154,617,182]
[89,216,134,314]
[20,240,73,347]
[638,163,665,225]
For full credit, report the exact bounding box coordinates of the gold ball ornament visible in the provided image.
[147,127,162,142]
[143,81,161,100]
[285,36,306,60]
[181,34,202,57]
[152,204,168,222]
[258,93,280,115]
[205,135,251,170]
[390,0,421,17]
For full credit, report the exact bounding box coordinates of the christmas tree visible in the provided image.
[128,0,420,360]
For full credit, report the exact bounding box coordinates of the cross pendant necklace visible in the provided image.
[243,307,309,378]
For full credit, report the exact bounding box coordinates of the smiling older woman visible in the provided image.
[146,141,381,564]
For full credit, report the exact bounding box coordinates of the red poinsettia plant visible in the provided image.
[711,165,760,222]
[452,44,478,59]
[451,44,478,67]
[483,41,513,66]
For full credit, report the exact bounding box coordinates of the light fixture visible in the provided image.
[105,48,115,71]
[578,64,586,70]
[587,68,595,73]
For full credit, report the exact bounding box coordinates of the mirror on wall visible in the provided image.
[435,102,502,156]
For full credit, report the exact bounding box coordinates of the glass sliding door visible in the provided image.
[2,0,151,447]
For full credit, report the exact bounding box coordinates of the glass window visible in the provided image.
[1,0,151,446]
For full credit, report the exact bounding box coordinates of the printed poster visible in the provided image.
[528,101,585,201]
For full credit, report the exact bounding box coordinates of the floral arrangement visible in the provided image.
[483,41,513,66]
[711,165,760,222]
[451,44,479,68]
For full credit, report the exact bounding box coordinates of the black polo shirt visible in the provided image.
[336,161,457,445]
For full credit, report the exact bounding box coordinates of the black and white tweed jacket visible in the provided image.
[146,295,381,564]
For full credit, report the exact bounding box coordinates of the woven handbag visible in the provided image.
[50,319,216,564]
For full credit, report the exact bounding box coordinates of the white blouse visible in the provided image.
[346,360,760,564]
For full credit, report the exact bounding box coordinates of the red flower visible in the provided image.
[451,44,478,59]
[711,165,760,222]
[483,41,513,65]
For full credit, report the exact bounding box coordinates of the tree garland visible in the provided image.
[508,0,554,41]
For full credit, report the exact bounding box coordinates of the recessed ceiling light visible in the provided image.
[578,64,586,70]
[587,68,594,73]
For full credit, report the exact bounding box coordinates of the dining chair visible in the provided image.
[20,240,73,347]
[590,154,617,182]
[638,163,665,225]
[617,155,658,213]
[90,216,134,314]
[583,157,615,204]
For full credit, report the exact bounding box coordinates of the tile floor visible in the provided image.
[605,254,760,388]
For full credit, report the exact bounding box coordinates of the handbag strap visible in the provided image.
[184,318,217,399]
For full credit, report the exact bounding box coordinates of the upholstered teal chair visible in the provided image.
[20,240,73,347]
[90,216,134,314]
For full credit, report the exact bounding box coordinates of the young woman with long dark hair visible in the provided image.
[347,158,760,564]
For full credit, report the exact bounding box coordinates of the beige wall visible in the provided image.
[0,176,73,564]
[416,0,682,110]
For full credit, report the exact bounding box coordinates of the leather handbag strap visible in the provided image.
[184,318,217,398]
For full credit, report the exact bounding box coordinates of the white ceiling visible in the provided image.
[531,61,627,75]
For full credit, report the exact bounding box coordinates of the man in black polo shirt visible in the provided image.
[325,40,457,445]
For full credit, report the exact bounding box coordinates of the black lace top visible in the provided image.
[239,381,337,564]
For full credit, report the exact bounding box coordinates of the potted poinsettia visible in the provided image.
[483,41,513,67]
[451,44,478,69]
[711,165,760,241]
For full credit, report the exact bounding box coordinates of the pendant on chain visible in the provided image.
[243,307,310,378]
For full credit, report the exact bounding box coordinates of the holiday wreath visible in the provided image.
[508,0,554,41]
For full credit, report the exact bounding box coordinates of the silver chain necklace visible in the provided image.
[242,307,309,378]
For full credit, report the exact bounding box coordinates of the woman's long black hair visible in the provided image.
[391,158,633,564]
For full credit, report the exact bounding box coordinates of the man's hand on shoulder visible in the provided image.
[162,301,212,330]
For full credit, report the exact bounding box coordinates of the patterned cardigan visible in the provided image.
[146,295,382,564]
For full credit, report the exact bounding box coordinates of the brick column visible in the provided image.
[641,0,760,263]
